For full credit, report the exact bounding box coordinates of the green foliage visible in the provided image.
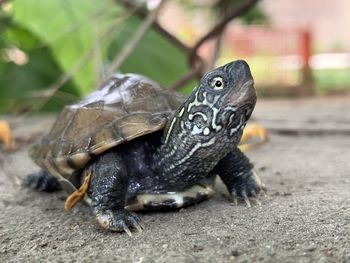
[108,16,188,87]
[0,16,79,112]
[0,0,270,114]
[0,0,190,113]
[239,5,269,25]
[12,0,120,94]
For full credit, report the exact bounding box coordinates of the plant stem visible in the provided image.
[107,0,165,75]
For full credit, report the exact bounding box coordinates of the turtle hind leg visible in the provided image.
[24,170,62,192]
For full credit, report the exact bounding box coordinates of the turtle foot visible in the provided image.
[96,209,144,235]
[230,170,266,207]
[24,170,62,192]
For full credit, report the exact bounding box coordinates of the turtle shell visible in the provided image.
[30,74,184,192]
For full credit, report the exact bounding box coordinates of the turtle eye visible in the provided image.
[210,76,224,90]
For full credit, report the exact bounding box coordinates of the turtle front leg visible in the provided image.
[89,151,143,235]
[214,147,266,206]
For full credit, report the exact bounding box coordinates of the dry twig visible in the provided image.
[0,120,15,150]
[189,0,259,67]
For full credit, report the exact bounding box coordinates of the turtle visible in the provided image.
[25,60,265,235]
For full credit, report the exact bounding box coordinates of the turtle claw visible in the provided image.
[254,198,261,206]
[229,170,265,207]
[95,209,143,234]
[231,189,239,205]
[122,222,132,237]
[251,189,257,198]
[233,197,238,206]
[129,216,144,233]
[242,191,251,207]
[250,190,262,206]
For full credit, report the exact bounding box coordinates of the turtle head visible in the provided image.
[178,60,256,145]
[160,60,256,176]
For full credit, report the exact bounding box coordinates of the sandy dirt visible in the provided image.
[0,97,349,263]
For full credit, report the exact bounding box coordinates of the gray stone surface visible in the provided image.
[0,97,349,263]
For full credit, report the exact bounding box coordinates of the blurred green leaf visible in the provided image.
[5,23,41,51]
[107,16,188,88]
[0,23,79,113]
[12,0,121,94]
[0,11,12,49]
[1,0,198,114]
[12,0,191,96]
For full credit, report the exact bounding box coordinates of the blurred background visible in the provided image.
[0,0,349,113]
[2,2,350,261]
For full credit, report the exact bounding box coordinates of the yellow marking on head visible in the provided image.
[179,107,185,117]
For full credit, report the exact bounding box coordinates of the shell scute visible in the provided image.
[30,74,183,180]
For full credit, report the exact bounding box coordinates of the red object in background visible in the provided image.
[221,25,314,89]
[300,30,312,68]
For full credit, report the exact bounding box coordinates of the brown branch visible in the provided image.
[168,65,202,91]
[189,0,260,67]
[208,0,230,70]
[116,0,189,52]
[209,35,223,70]
[107,0,165,75]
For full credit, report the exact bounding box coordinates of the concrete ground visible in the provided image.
[0,97,349,263]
